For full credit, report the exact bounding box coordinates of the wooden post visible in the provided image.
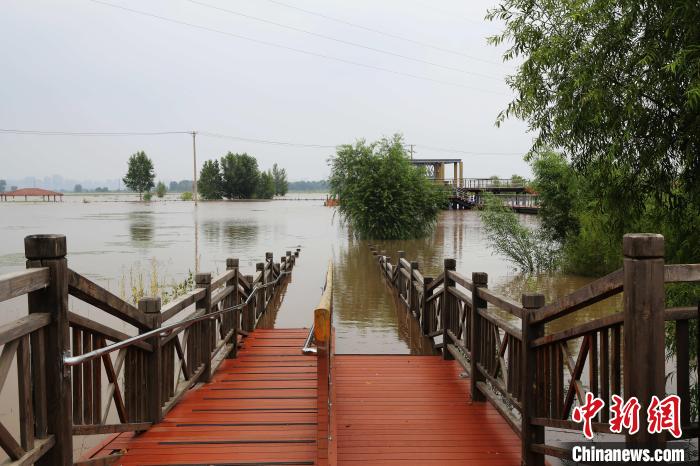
[139,297,162,423]
[521,292,545,466]
[622,233,666,448]
[265,253,273,303]
[25,234,72,465]
[422,277,433,335]
[470,272,488,402]
[442,258,456,360]
[226,258,239,359]
[286,251,292,271]
[397,251,405,289]
[256,262,265,320]
[409,261,419,315]
[195,273,213,383]
[244,274,254,332]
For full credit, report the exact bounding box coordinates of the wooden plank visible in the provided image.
[0,268,49,303]
[0,340,20,392]
[211,269,236,289]
[161,288,206,322]
[100,341,127,424]
[531,312,622,347]
[477,307,522,340]
[67,269,150,330]
[72,423,152,435]
[447,286,472,307]
[73,453,123,466]
[6,435,54,466]
[0,421,24,460]
[447,270,473,291]
[211,285,235,308]
[0,314,51,347]
[477,288,523,318]
[68,312,152,352]
[30,327,48,439]
[664,264,700,283]
[665,306,698,321]
[531,269,623,324]
[16,336,34,451]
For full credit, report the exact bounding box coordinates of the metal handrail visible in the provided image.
[64,270,291,367]
[301,323,316,354]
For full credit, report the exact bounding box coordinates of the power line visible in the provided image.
[86,0,507,95]
[0,129,190,136]
[198,131,336,149]
[186,0,501,80]
[263,0,508,68]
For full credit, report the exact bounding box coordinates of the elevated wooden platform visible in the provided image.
[335,355,520,465]
[89,331,521,465]
[92,329,318,465]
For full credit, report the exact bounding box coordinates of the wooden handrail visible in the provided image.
[664,263,700,282]
[530,268,623,324]
[68,269,150,330]
[160,288,206,322]
[0,313,50,347]
[0,267,50,303]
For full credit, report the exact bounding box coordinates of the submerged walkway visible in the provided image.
[89,330,520,465]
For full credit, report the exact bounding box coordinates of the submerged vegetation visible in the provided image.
[328,134,446,240]
[119,258,195,305]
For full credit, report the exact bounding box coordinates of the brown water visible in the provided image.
[0,195,619,353]
[0,195,657,460]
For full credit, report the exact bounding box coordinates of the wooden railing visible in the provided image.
[371,233,699,465]
[303,261,335,466]
[0,234,299,465]
[439,178,530,190]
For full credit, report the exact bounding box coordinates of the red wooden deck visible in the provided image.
[335,355,521,465]
[91,330,520,465]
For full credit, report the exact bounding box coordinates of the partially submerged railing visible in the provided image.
[371,233,699,465]
[0,234,299,465]
[302,261,335,466]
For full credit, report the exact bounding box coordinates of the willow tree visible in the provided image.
[488,0,700,249]
[328,135,446,239]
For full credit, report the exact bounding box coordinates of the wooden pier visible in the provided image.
[0,234,697,465]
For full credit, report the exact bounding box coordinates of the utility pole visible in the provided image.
[191,131,198,206]
[409,144,415,159]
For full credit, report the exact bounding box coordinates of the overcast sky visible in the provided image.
[0,0,533,182]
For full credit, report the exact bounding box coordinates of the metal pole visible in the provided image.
[192,131,198,206]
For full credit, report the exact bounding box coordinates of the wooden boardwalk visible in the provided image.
[89,335,520,465]
[93,329,318,465]
[335,355,520,465]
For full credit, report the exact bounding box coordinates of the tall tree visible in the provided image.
[73,184,82,193]
[487,0,700,225]
[257,170,275,199]
[123,151,155,200]
[220,152,259,199]
[272,163,288,196]
[198,160,224,200]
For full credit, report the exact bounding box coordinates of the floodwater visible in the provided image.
[0,194,625,459]
[0,193,618,355]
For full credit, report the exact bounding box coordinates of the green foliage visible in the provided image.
[272,163,288,196]
[510,174,526,186]
[198,160,223,200]
[479,193,560,273]
[156,181,166,198]
[487,0,700,228]
[328,134,446,239]
[220,152,259,199]
[256,170,275,199]
[143,192,152,201]
[123,151,155,201]
[288,180,329,192]
[73,184,82,193]
[94,187,109,193]
[180,191,193,201]
[530,151,581,243]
